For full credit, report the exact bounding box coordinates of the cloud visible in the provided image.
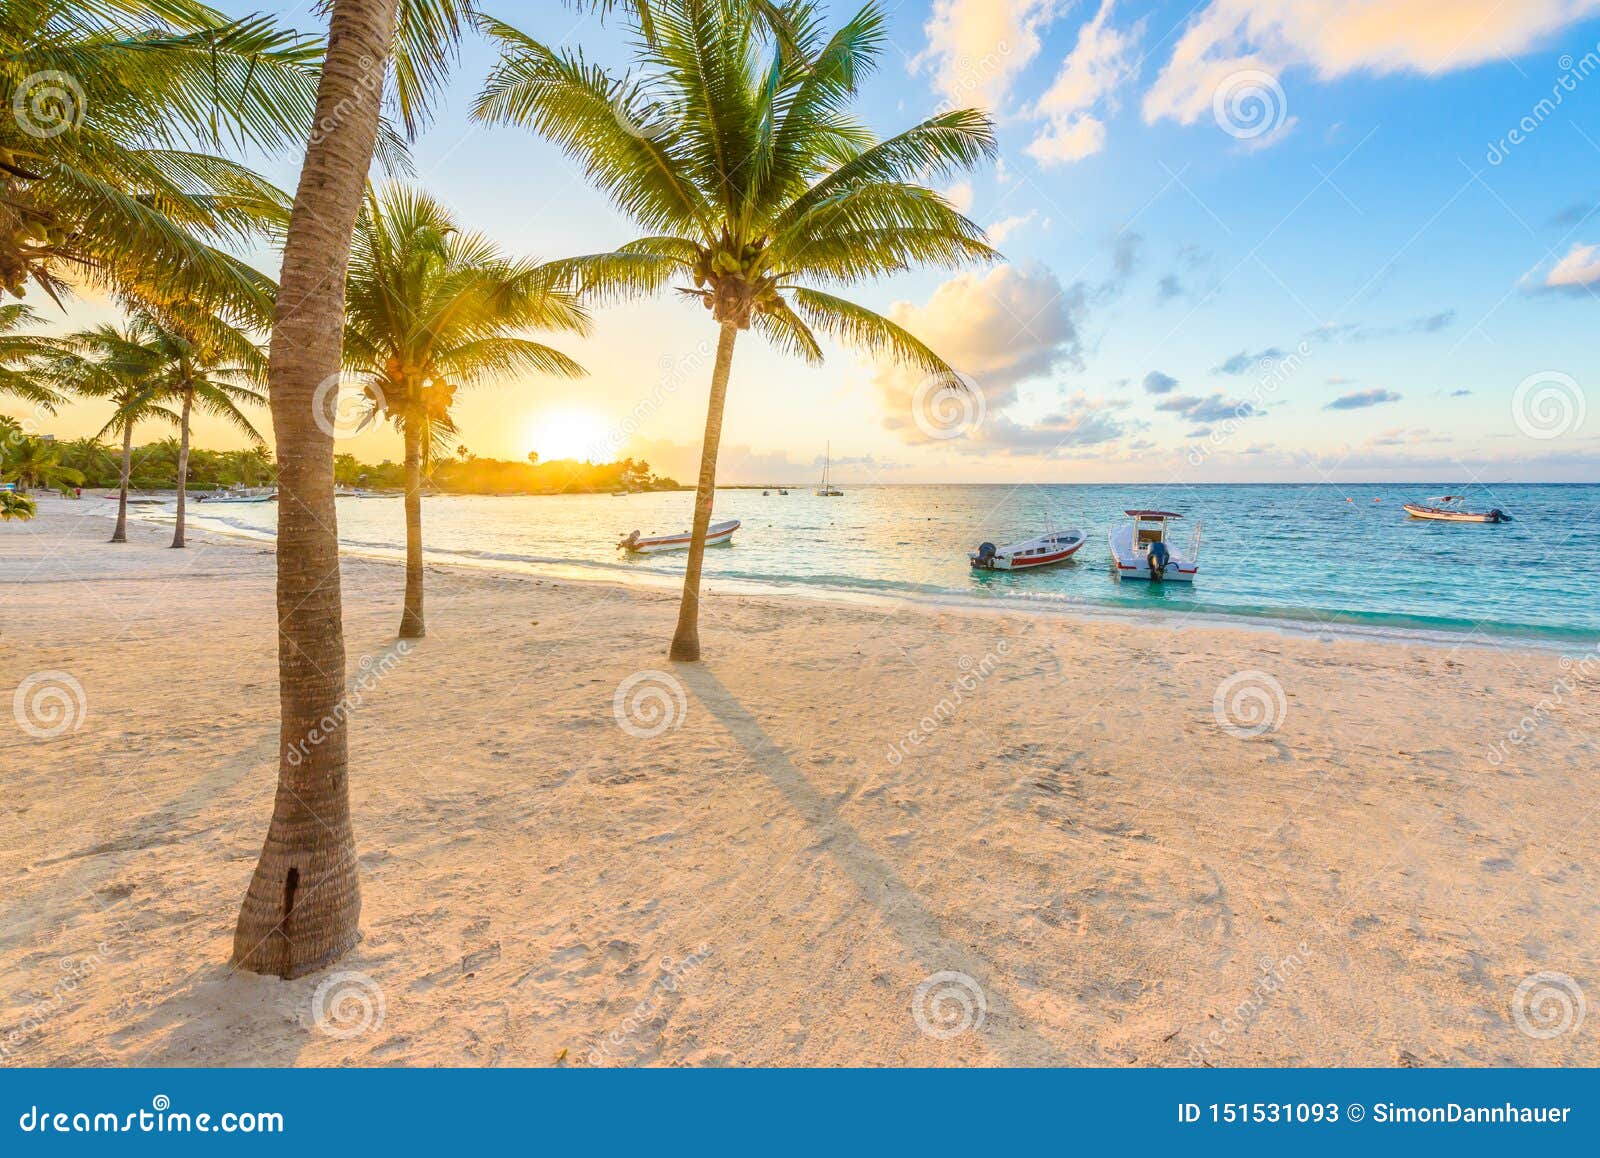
[1156,273,1184,300]
[1143,1,1600,128]
[1450,388,1472,397]
[1325,388,1402,410]
[941,180,975,213]
[917,0,1057,109]
[986,210,1036,243]
[1309,310,1456,342]
[968,394,1130,455]
[1548,200,1598,228]
[1158,393,1258,423]
[1026,0,1145,165]
[1142,370,1179,394]
[873,264,1086,443]
[1543,242,1600,290]
[1214,347,1286,375]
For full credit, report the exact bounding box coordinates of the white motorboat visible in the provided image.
[1109,510,1200,582]
[1402,495,1512,523]
[198,487,276,504]
[619,519,740,554]
[969,528,1087,571]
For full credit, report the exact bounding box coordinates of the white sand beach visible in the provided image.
[2,497,1597,1067]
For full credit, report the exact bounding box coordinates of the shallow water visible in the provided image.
[154,482,1599,644]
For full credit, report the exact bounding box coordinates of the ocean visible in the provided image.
[159,482,1599,645]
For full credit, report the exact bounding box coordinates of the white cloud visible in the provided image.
[986,210,1037,243]
[916,0,1060,110]
[872,264,1085,443]
[1545,242,1600,289]
[1145,0,1600,128]
[1027,0,1144,165]
[941,180,975,213]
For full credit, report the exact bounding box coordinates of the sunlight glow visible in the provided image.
[529,408,614,463]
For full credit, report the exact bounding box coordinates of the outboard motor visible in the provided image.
[1147,539,1171,580]
[1488,508,1509,523]
[619,529,641,550]
[973,541,997,569]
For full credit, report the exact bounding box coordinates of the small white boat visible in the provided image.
[970,528,1087,571]
[1110,510,1200,582]
[619,519,740,554]
[199,487,276,504]
[1403,495,1512,523]
[778,488,789,495]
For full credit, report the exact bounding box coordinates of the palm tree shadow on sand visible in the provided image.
[675,663,1067,1065]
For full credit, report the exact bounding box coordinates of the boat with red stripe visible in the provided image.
[969,528,1087,571]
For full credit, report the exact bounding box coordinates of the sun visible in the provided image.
[529,408,614,463]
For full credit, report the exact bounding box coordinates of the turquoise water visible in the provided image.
[168,483,1600,644]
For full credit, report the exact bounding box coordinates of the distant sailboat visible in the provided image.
[815,442,843,496]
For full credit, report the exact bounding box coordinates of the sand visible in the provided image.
[2,495,1597,1067]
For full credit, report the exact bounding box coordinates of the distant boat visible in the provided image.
[1403,495,1512,523]
[619,519,740,554]
[199,486,275,504]
[970,528,1087,571]
[778,488,789,495]
[815,443,843,496]
[762,489,771,496]
[1109,510,1200,582]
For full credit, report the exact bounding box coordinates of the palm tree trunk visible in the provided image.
[112,418,133,543]
[170,387,193,548]
[669,322,738,662]
[399,418,425,638]
[232,0,401,979]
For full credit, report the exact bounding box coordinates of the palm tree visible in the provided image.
[0,488,35,520]
[102,315,267,547]
[344,184,586,637]
[0,1,320,312]
[2,434,83,493]
[37,323,182,540]
[0,303,65,411]
[475,0,997,659]
[232,0,479,980]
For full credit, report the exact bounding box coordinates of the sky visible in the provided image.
[26,0,1600,484]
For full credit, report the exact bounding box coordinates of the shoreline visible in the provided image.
[80,493,1595,656]
[4,496,1598,1066]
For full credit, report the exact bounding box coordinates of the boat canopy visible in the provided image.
[1124,509,1183,519]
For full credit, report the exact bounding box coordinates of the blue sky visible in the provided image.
[35,0,1600,482]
